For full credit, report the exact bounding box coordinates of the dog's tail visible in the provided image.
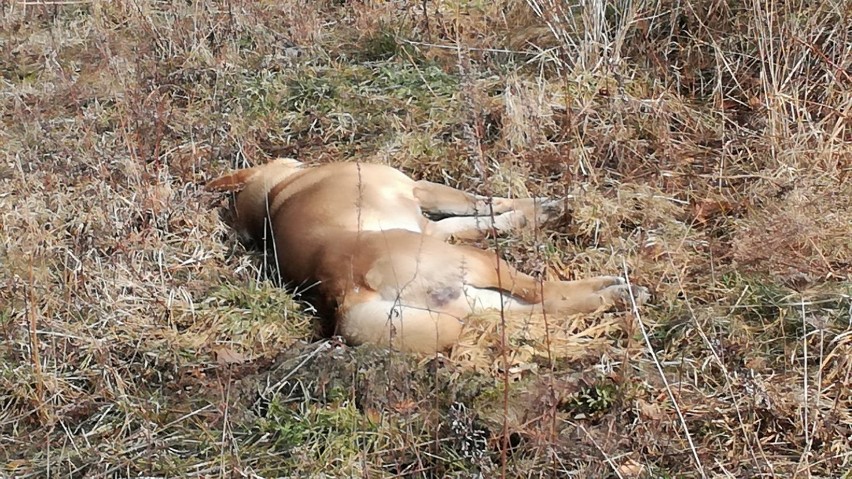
[205,158,302,193]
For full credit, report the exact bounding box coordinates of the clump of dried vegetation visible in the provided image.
[1,0,850,477]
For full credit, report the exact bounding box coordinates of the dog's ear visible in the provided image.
[205,168,259,192]
[205,158,303,193]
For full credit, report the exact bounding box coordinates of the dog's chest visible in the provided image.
[357,185,424,233]
[358,210,423,233]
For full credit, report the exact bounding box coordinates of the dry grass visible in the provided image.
[1,0,851,477]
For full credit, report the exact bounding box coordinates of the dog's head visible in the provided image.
[206,157,304,193]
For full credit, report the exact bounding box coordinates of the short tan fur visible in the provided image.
[207,159,649,353]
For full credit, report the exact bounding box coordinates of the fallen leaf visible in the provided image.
[213,346,249,366]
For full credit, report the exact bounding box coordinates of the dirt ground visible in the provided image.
[1,1,851,477]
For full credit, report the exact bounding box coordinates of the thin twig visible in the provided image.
[623,258,707,479]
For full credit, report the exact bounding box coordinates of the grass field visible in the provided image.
[1,0,851,477]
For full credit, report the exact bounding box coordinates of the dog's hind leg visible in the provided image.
[456,245,649,314]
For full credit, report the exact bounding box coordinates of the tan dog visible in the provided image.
[207,159,649,353]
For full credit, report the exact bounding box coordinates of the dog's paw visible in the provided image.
[477,197,519,214]
[488,197,565,231]
[589,275,626,289]
[516,198,563,226]
[602,283,650,310]
[494,209,532,230]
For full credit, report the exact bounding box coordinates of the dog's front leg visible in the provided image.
[423,214,507,240]
[413,180,519,217]
[423,197,562,240]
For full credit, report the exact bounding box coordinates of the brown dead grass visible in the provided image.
[1,0,851,477]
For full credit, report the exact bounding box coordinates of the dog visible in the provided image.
[206,159,649,353]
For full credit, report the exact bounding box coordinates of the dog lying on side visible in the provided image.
[206,159,649,353]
